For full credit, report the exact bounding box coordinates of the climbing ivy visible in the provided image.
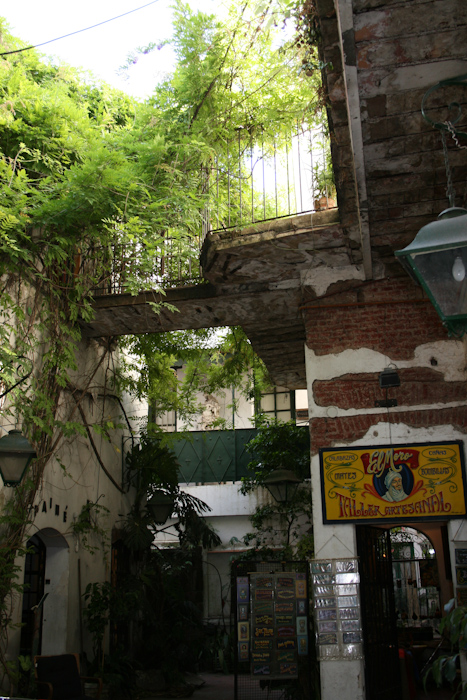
[0,0,322,682]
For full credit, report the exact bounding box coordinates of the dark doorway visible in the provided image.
[390,526,453,700]
[20,534,46,656]
[356,525,402,700]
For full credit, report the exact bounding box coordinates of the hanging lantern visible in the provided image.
[0,429,37,486]
[146,490,175,525]
[263,468,302,504]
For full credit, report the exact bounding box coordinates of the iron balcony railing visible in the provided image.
[202,124,335,236]
[86,124,334,296]
[91,232,205,296]
[171,426,310,485]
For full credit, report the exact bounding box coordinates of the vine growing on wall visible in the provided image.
[0,0,323,683]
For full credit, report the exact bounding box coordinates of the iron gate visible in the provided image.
[356,526,402,700]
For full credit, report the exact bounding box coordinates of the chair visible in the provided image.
[34,653,103,700]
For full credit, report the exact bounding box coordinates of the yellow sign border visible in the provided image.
[319,441,466,524]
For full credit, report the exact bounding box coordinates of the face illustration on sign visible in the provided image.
[381,469,410,502]
[375,464,414,503]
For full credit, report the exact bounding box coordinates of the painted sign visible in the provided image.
[320,441,466,523]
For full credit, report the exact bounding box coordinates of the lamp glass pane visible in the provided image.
[266,482,286,502]
[0,454,30,484]
[411,247,467,317]
[151,503,173,524]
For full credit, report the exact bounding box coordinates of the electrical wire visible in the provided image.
[0,0,161,57]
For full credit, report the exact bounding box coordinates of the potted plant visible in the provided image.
[313,148,336,211]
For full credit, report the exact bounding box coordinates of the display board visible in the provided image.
[236,571,309,680]
[311,558,363,661]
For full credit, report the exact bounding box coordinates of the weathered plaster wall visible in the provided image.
[303,277,467,700]
[1,339,141,680]
[317,0,467,281]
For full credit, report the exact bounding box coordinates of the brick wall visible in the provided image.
[304,278,445,359]
[304,277,467,452]
[310,406,467,454]
[313,368,466,410]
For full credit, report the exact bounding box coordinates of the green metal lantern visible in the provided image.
[146,490,175,525]
[0,429,37,486]
[263,468,302,503]
[395,207,467,337]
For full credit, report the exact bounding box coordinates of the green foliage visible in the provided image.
[82,433,222,678]
[123,431,221,550]
[70,500,110,556]
[237,418,313,555]
[125,326,271,429]
[0,0,324,681]
[5,654,37,699]
[241,417,311,491]
[83,581,141,671]
[425,604,467,699]
[313,139,335,199]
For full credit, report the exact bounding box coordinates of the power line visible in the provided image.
[0,0,161,57]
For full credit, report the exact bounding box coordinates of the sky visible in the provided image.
[2,0,220,100]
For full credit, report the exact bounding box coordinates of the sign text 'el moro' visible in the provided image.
[319,442,466,523]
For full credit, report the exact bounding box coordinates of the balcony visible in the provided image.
[85,125,334,297]
[170,426,310,485]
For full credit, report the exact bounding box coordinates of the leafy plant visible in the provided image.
[83,580,142,675]
[70,500,110,556]
[425,603,467,698]
[313,137,335,201]
[239,417,313,555]
[123,430,221,551]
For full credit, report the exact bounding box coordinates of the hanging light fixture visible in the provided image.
[396,75,467,337]
[0,429,37,486]
[146,490,175,525]
[396,207,467,336]
[263,468,302,504]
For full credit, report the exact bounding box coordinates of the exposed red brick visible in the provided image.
[310,407,467,454]
[313,369,466,410]
[304,279,445,359]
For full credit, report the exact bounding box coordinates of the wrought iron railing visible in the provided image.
[90,233,205,296]
[87,124,334,296]
[203,124,334,236]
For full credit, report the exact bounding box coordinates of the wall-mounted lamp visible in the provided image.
[396,75,467,337]
[0,429,37,486]
[396,207,467,337]
[376,368,400,408]
[379,368,401,389]
[263,468,302,504]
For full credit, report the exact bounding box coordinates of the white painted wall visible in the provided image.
[305,339,467,700]
[40,530,70,655]
[0,339,139,684]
